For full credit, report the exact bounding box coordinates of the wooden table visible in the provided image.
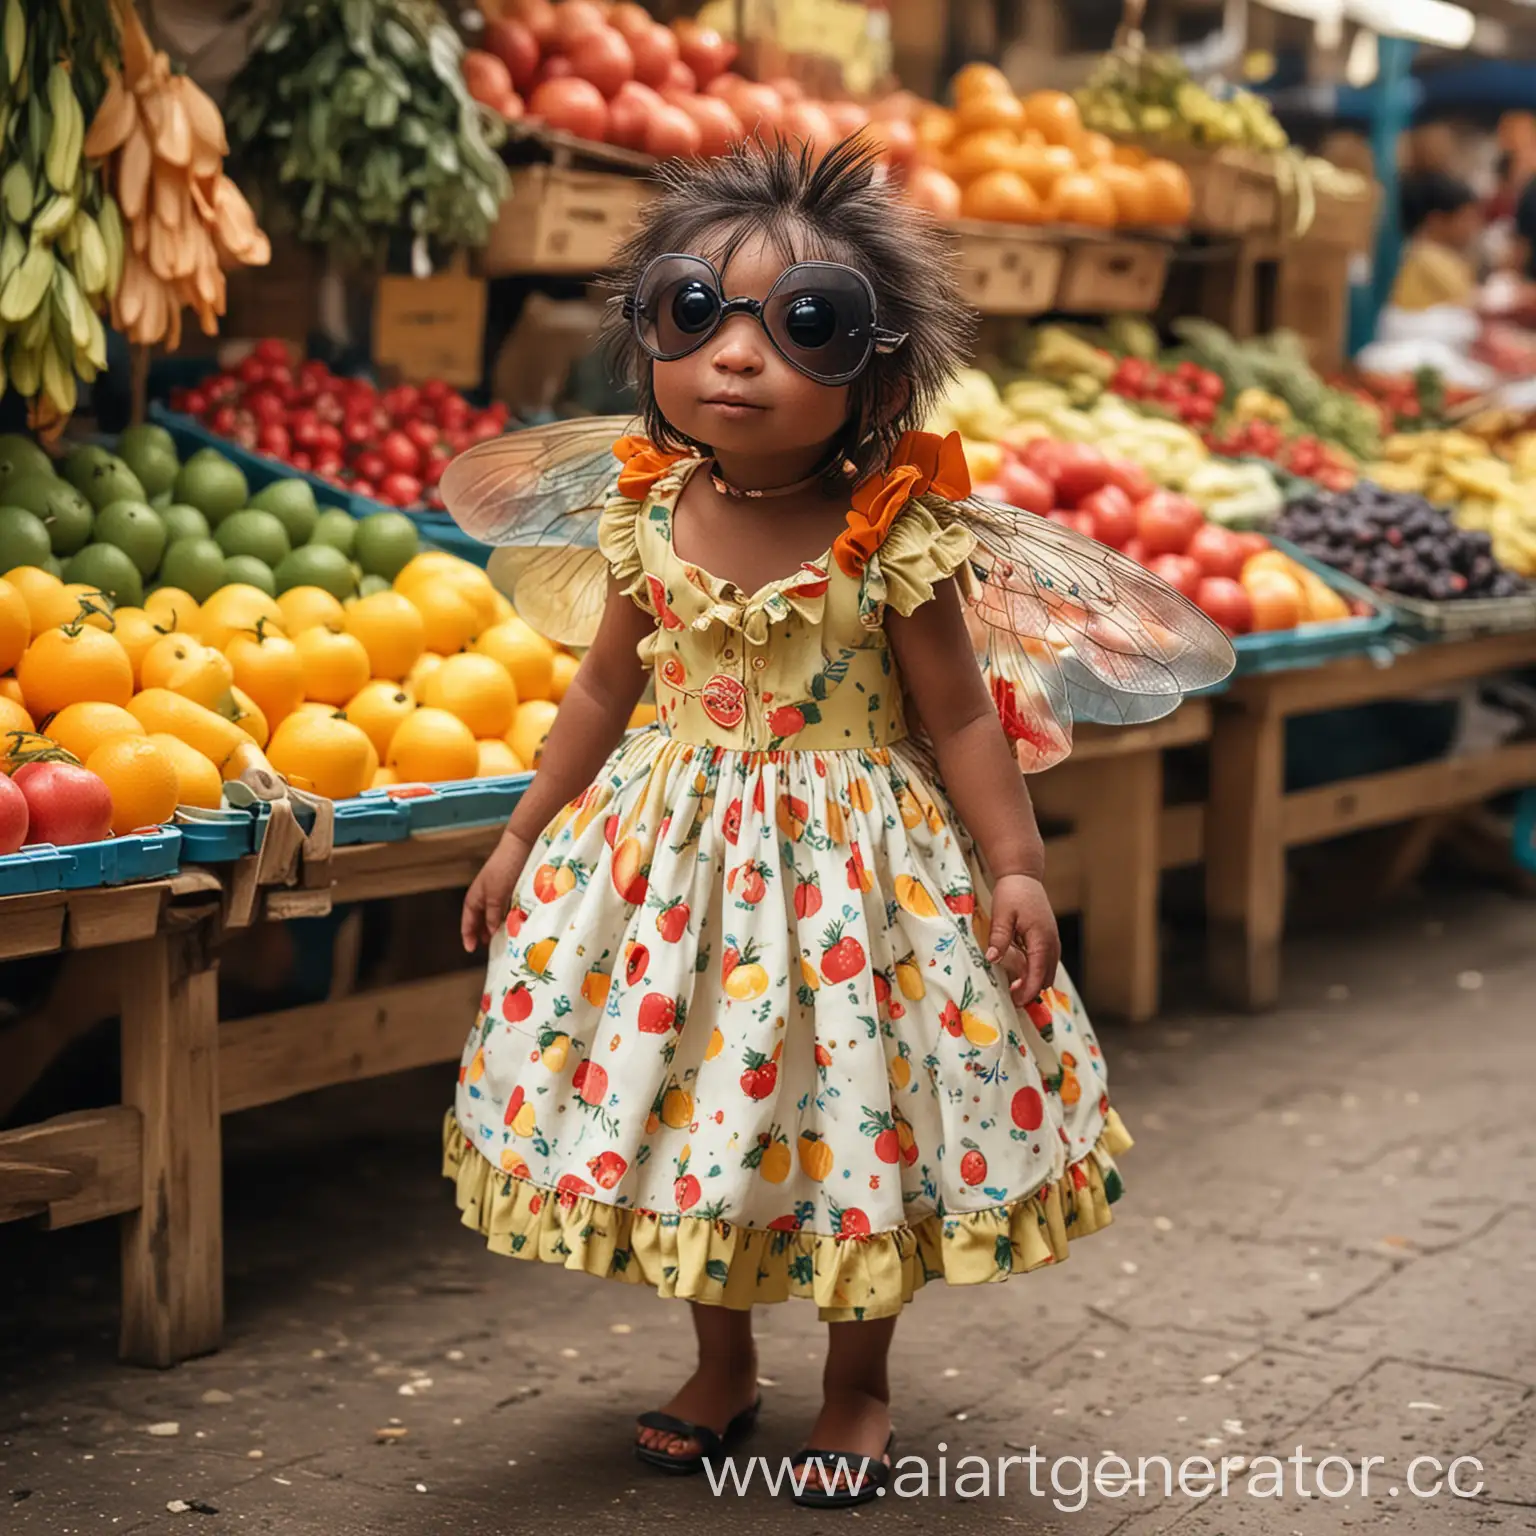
[1204,630,1536,1010]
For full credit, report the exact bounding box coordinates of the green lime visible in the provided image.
[150,489,173,511]
[160,503,211,545]
[0,434,53,487]
[309,508,357,557]
[357,573,392,597]
[94,499,168,578]
[160,537,228,603]
[116,423,180,500]
[73,451,149,512]
[216,509,291,568]
[0,506,53,572]
[274,542,355,601]
[60,444,115,494]
[353,511,420,580]
[65,542,144,607]
[2,474,95,555]
[222,554,277,597]
[42,554,62,579]
[249,478,319,548]
[173,448,249,526]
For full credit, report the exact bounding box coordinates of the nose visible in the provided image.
[707,314,764,375]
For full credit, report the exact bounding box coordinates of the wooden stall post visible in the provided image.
[118,923,223,1367]
[1205,695,1287,1010]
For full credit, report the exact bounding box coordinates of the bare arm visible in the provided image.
[886,579,1060,1000]
[461,581,653,949]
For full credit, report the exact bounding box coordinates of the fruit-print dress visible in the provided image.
[444,435,1131,1322]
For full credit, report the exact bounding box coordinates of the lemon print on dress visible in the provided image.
[895,954,926,1000]
[539,1031,570,1072]
[798,1130,834,1181]
[582,970,611,1006]
[894,875,939,919]
[662,1086,693,1128]
[705,1027,725,1060]
[758,1137,792,1184]
[526,937,557,974]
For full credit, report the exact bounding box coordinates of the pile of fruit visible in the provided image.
[960,429,1354,637]
[1365,431,1536,580]
[1,515,595,844]
[166,341,508,510]
[1202,419,1358,494]
[1106,356,1225,429]
[1276,487,1528,603]
[1337,368,1475,435]
[902,65,1193,229]
[0,427,424,610]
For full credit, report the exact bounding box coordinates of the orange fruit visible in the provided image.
[1095,161,1152,226]
[946,129,1017,184]
[276,585,346,636]
[1242,568,1305,632]
[294,627,371,707]
[397,558,498,634]
[953,62,1011,102]
[345,680,417,758]
[0,673,23,709]
[63,583,116,630]
[344,590,426,680]
[387,706,478,782]
[491,590,515,623]
[0,695,34,737]
[225,626,304,728]
[1016,141,1077,198]
[370,765,399,790]
[549,652,579,702]
[1046,169,1118,227]
[86,736,180,835]
[476,737,524,777]
[267,711,373,800]
[140,633,234,708]
[1142,158,1193,225]
[108,607,164,687]
[507,699,559,769]
[144,587,201,633]
[420,652,517,738]
[473,617,554,702]
[0,577,29,673]
[198,584,284,651]
[5,566,72,633]
[147,733,224,810]
[1023,89,1082,148]
[402,581,479,656]
[405,651,444,693]
[17,624,133,717]
[45,702,145,763]
[961,167,1041,222]
[1078,130,1113,165]
[954,91,1025,136]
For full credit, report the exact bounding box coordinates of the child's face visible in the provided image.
[650,234,854,468]
[1428,204,1482,251]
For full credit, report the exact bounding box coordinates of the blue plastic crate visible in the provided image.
[0,827,182,895]
[398,776,533,835]
[333,791,412,845]
[175,805,269,863]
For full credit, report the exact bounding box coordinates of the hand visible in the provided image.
[986,873,1060,1005]
[461,829,532,953]
[996,943,1033,1005]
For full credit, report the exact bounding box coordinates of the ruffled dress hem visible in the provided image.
[442,1107,1132,1323]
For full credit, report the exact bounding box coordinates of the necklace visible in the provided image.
[708,451,853,500]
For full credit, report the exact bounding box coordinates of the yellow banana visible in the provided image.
[45,64,83,193]
[83,68,138,159]
[71,210,107,295]
[31,191,77,241]
[40,334,76,417]
[9,341,39,397]
[97,196,124,289]
[0,245,54,323]
[4,0,22,89]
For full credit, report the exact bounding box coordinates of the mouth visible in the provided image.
[700,396,767,414]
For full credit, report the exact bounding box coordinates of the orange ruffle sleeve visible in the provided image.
[613,435,690,503]
[833,430,971,579]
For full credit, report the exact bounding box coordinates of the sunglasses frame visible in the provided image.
[622,253,909,386]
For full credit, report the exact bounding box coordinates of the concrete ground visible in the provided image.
[3,888,1535,1536]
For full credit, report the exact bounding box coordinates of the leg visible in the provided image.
[118,925,223,1367]
[1206,698,1286,1011]
[798,1315,897,1494]
[635,1302,759,1459]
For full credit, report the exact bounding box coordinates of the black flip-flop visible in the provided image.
[789,1432,896,1508]
[633,1396,762,1475]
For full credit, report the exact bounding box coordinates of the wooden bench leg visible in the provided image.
[118,925,223,1367]
[1206,700,1286,1011]
[1076,751,1163,1023]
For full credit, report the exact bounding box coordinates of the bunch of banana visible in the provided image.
[83,0,268,351]
[0,0,122,441]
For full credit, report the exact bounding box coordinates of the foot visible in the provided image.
[635,1355,760,1462]
[797,1387,893,1496]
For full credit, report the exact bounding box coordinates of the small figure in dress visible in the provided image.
[441,138,1232,1506]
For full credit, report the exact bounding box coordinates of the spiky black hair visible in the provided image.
[602,135,974,482]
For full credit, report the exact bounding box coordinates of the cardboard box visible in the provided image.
[1275,244,1350,373]
[486,165,653,276]
[491,293,608,417]
[372,268,488,388]
[1056,239,1170,314]
[953,224,1063,316]
[222,234,320,343]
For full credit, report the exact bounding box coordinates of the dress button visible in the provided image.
[751,656,766,671]
[723,648,734,660]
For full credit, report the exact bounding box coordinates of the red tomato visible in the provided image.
[675,24,735,86]
[1233,531,1270,563]
[1102,460,1154,503]
[644,101,702,159]
[676,93,743,158]
[312,452,344,477]
[380,431,422,476]
[1045,509,1096,538]
[1052,445,1115,508]
[378,472,423,507]
[663,59,697,95]
[422,448,454,487]
[237,356,267,386]
[314,422,344,456]
[343,418,373,449]
[1079,485,1136,548]
[246,391,285,427]
[13,762,112,847]
[530,75,609,141]
[1196,576,1254,636]
[254,338,289,365]
[484,18,539,93]
[1120,535,1147,565]
[607,79,662,150]
[445,428,473,455]
[0,772,27,853]
[1135,490,1203,556]
[552,0,607,51]
[1018,437,1068,488]
[506,0,556,46]
[436,393,472,430]
[181,389,209,417]
[628,23,679,90]
[256,423,291,459]
[404,419,441,455]
[419,379,451,403]
[566,25,633,98]
[468,412,503,443]
[351,479,375,499]
[291,452,313,472]
[1147,553,1202,599]
[355,450,387,484]
[209,404,237,436]
[997,460,1053,515]
[1186,522,1246,580]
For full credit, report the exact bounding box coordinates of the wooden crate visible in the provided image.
[953,222,1064,315]
[486,165,653,276]
[1056,238,1170,314]
[1275,242,1351,372]
[1305,183,1380,254]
